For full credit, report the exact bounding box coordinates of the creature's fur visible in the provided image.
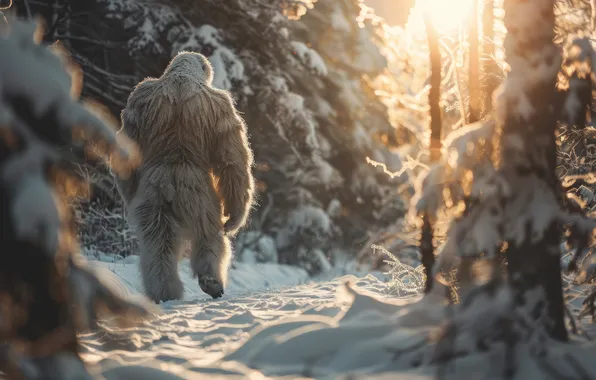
[115,51,255,302]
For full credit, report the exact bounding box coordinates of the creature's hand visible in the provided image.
[223,213,244,236]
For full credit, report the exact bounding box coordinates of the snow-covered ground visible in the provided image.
[80,254,596,380]
[81,255,311,378]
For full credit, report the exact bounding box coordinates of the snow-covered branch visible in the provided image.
[0,16,153,379]
[411,0,596,348]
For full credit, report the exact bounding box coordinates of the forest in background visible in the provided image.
[11,0,420,274]
[5,0,594,280]
[3,0,593,291]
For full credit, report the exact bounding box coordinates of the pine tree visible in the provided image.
[0,17,151,378]
[415,0,596,343]
[497,0,567,341]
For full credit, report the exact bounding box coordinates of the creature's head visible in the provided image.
[163,51,214,85]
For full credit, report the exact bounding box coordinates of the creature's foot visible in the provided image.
[199,276,224,299]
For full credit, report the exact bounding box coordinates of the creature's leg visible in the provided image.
[186,200,231,299]
[130,194,184,303]
[191,229,231,299]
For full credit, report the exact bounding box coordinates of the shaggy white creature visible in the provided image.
[115,51,255,302]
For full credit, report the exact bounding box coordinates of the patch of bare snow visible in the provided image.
[85,255,309,302]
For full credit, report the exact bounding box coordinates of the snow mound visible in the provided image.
[222,280,596,379]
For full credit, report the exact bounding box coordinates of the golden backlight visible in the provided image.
[408,0,476,34]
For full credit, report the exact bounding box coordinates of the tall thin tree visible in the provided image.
[482,0,498,116]
[468,0,481,123]
[421,13,442,293]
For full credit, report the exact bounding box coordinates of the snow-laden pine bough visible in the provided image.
[557,34,596,323]
[418,0,491,296]
[410,0,596,373]
[0,16,155,379]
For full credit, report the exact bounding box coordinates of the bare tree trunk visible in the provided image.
[462,0,481,226]
[421,13,442,293]
[468,0,481,123]
[499,0,567,341]
[482,0,498,116]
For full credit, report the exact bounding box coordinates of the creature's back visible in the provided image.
[131,78,221,170]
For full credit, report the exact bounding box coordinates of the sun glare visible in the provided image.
[408,0,477,35]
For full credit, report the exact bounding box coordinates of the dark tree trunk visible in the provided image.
[499,0,567,341]
[421,13,443,293]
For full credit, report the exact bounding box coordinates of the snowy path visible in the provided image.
[79,256,395,378]
[82,259,319,366]
[79,256,337,377]
[80,256,596,380]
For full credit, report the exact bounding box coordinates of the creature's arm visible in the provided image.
[113,81,154,203]
[211,92,255,236]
